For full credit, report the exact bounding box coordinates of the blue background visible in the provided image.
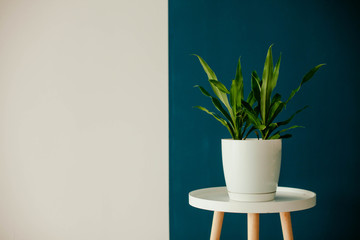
[169,0,360,239]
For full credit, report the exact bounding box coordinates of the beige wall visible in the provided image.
[0,0,168,239]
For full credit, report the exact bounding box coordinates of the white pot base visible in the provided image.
[228,191,275,202]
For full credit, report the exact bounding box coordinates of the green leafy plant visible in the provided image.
[193,55,254,140]
[193,45,325,140]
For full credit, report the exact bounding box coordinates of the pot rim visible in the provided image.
[221,138,282,142]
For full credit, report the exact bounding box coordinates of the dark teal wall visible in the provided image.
[169,0,360,239]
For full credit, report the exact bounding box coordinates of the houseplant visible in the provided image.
[194,45,324,201]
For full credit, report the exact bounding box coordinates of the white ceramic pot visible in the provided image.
[222,138,282,202]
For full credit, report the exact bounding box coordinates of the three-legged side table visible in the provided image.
[189,187,316,240]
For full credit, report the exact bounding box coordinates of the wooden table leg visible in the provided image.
[248,213,259,240]
[280,212,294,240]
[210,211,224,240]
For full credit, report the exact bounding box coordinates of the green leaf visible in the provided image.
[268,122,278,129]
[261,45,274,122]
[256,125,266,130]
[270,54,281,94]
[277,106,309,127]
[209,79,230,94]
[302,63,326,85]
[279,125,304,134]
[194,85,211,97]
[247,91,256,107]
[270,93,282,106]
[269,133,280,139]
[267,101,285,125]
[230,80,238,113]
[241,100,263,128]
[235,58,244,103]
[243,126,255,140]
[241,100,257,116]
[270,125,303,139]
[252,71,261,83]
[194,85,233,127]
[211,97,233,125]
[241,118,251,137]
[254,105,260,115]
[193,54,217,80]
[243,108,260,127]
[285,64,325,104]
[251,71,261,104]
[193,106,235,138]
[193,54,231,111]
[265,122,279,138]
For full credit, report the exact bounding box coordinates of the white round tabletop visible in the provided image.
[189,187,316,213]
